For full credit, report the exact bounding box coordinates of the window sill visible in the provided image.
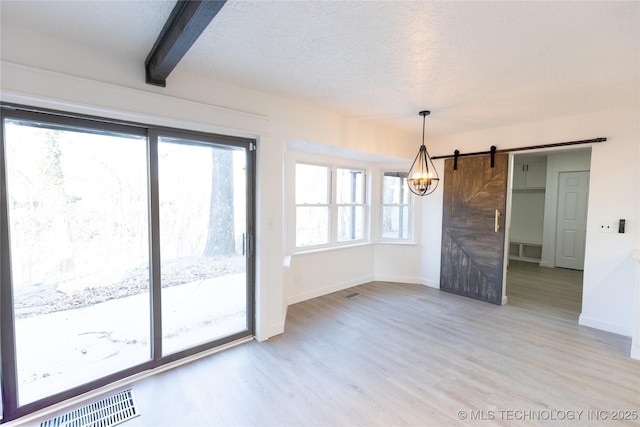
[375,240,419,246]
[292,241,374,256]
[290,240,419,256]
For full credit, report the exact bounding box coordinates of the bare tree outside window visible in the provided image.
[5,120,151,404]
[158,139,247,356]
[3,118,251,405]
[204,149,235,257]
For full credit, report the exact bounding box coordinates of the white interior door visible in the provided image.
[555,171,589,270]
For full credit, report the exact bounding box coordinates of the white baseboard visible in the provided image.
[287,276,439,307]
[421,279,440,289]
[374,275,440,289]
[287,276,374,305]
[631,338,640,360]
[579,314,631,337]
[256,322,285,341]
[374,275,423,285]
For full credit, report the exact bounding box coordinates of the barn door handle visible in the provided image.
[495,210,501,232]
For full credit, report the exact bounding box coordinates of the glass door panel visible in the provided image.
[4,119,150,405]
[158,138,248,356]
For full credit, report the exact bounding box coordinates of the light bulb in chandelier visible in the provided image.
[407,111,439,196]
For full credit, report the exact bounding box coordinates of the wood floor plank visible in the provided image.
[30,262,639,426]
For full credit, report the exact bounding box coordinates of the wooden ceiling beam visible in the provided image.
[145,0,226,87]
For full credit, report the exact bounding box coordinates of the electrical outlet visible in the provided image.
[599,224,613,233]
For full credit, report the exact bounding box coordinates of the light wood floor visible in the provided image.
[36,262,640,426]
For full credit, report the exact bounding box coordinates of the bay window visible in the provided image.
[294,162,368,248]
[381,171,412,240]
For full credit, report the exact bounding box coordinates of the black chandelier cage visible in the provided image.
[407,110,439,196]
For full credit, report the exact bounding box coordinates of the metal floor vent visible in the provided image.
[40,389,138,427]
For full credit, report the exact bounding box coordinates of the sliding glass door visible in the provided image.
[0,106,255,421]
[4,118,151,405]
[158,136,250,356]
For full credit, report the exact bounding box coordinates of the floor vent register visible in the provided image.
[40,388,138,427]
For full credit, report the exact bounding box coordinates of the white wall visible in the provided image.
[0,24,418,341]
[580,116,638,337]
[633,143,640,358]
[374,243,424,285]
[282,152,425,306]
[420,159,445,289]
[2,23,638,345]
[421,109,639,337]
[287,245,375,305]
[510,191,546,244]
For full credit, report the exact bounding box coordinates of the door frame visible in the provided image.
[0,103,257,421]
[503,147,592,302]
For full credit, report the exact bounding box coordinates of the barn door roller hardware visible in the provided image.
[433,137,607,171]
[452,146,495,170]
[145,0,227,87]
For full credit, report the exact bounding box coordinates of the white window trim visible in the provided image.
[377,167,418,244]
[294,161,332,248]
[335,166,367,243]
[287,151,371,253]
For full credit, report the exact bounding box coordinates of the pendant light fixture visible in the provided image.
[407,110,439,196]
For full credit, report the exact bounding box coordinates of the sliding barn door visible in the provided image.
[440,154,508,304]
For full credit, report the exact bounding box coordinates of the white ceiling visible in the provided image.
[1,1,638,136]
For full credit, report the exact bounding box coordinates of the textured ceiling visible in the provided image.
[1,1,638,136]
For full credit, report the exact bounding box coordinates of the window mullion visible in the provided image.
[398,178,405,238]
[364,173,368,240]
[399,203,405,239]
[350,172,357,239]
[330,167,337,244]
[147,130,162,362]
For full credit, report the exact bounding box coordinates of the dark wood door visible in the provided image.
[440,153,508,304]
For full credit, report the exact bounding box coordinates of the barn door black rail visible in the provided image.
[432,137,607,170]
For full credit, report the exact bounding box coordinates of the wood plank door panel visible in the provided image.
[440,153,508,304]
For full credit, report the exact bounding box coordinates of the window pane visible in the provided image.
[5,119,150,405]
[296,206,329,247]
[382,206,409,239]
[296,163,329,204]
[337,168,364,204]
[158,139,248,356]
[383,172,409,204]
[337,206,364,242]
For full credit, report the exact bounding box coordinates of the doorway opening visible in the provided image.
[505,148,592,317]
